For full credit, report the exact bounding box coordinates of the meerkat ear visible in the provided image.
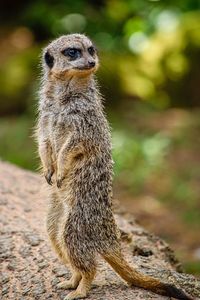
[44,51,54,69]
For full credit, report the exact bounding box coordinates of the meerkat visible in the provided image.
[36,34,193,300]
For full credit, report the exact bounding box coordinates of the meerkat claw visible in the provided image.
[45,176,52,185]
[45,169,54,185]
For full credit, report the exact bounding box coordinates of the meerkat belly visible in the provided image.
[68,156,113,218]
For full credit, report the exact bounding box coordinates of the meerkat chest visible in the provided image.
[50,108,71,152]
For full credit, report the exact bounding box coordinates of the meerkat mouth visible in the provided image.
[75,65,96,71]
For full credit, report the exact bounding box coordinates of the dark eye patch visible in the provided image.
[61,48,82,60]
[44,51,54,68]
[88,46,95,56]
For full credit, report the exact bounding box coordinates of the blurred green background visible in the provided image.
[0,0,200,275]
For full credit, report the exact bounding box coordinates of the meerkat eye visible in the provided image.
[44,51,54,68]
[88,46,95,56]
[61,48,82,60]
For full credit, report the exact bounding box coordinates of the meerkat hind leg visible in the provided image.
[64,268,96,300]
[58,270,82,290]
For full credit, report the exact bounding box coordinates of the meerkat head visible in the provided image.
[43,34,99,79]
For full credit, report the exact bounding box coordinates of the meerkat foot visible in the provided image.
[64,290,87,300]
[58,280,75,290]
[58,273,82,290]
[58,278,80,290]
[64,268,95,300]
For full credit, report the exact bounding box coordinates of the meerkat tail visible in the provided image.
[102,251,193,300]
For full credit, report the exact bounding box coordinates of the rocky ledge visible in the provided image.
[0,161,199,299]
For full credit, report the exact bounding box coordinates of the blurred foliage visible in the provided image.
[0,0,200,274]
[111,106,200,219]
[0,117,37,169]
[0,0,200,115]
[113,131,170,193]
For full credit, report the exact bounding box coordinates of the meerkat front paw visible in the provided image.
[44,168,54,185]
[56,159,70,188]
[56,173,65,188]
[64,290,87,300]
[56,167,69,188]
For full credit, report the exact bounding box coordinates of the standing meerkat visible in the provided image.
[36,34,193,300]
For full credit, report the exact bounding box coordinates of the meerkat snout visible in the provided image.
[43,34,99,78]
[88,61,95,68]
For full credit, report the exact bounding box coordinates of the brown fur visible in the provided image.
[36,34,193,300]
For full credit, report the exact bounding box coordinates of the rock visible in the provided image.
[24,207,32,213]
[32,282,46,297]
[7,259,18,271]
[23,232,42,246]
[22,287,32,296]
[0,196,8,205]
[0,275,9,285]
[19,245,32,258]
[38,260,49,270]
[0,160,200,300]
[2,285,9,295]
[52,266,68,277]
[133,245,153,257]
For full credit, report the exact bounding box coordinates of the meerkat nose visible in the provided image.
[88,61,95,68]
